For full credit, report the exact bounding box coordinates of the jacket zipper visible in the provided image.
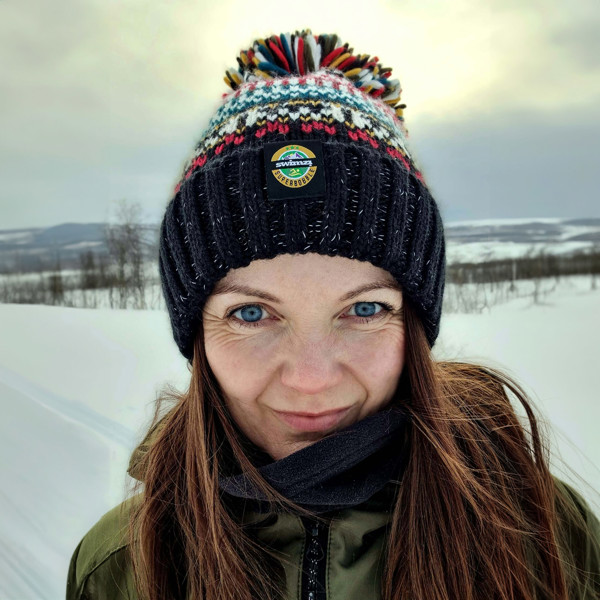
[300,515,330,600]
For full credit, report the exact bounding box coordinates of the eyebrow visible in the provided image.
[211,279,402,303]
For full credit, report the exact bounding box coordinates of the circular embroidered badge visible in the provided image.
[270,144,318,189]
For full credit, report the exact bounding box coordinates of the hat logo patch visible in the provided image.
[270,144,317,188]
[263,139,326,201]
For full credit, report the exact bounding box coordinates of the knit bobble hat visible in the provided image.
[159,28,446,363]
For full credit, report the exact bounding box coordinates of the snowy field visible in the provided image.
[1,275,599,599]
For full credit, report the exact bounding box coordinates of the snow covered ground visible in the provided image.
[1,275,599,599]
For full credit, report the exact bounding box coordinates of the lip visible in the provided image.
[273,406,352,432]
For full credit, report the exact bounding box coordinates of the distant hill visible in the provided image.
[0,222,158,273]
[1,217,598,273]
[443,217,600,264]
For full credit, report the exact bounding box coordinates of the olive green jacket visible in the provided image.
[67,458,600,599]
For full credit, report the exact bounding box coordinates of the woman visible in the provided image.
[66,29,600,600]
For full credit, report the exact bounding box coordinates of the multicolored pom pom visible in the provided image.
[223,28,407,121]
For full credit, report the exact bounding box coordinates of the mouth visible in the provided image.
[273,406,353,432]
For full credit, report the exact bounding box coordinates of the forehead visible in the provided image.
[210,253,402,303]
[215,253,398,284]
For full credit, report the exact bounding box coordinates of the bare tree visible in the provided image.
[591,243,600,291]
[104,198,148,309]
[79,250,99,290]
[48,252,64,306]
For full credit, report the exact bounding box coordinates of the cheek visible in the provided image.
[204,329,277,400]
[205,322,405,401]
[344,326,406,389]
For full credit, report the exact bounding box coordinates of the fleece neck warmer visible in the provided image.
[218,404,412,514]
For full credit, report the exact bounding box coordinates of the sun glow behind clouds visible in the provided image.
[1,0,598,228]
[95,0,597,121]
[3,0,591,127]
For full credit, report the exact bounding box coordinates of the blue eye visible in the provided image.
[350,302,383,319]
[226,301,395,329]
[230,304,266,327]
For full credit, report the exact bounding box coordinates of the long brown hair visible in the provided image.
[125,295,595,599]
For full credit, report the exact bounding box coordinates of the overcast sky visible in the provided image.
[1,0,598,230]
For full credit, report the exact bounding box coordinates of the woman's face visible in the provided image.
[202,252,405,460]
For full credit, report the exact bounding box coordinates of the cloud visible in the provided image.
[411,105,600,221]
[0,0,597,228]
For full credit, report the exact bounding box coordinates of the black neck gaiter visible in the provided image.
[218,404,412,514]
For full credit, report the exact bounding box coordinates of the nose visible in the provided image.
[279,337,344,396]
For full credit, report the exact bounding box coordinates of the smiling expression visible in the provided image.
[202,252,406,460]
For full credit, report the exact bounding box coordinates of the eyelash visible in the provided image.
[225,301,396,329]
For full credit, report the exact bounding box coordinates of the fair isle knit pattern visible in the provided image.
[159,29,446,363]
[174,69,422,197]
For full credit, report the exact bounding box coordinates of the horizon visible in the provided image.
[1,214,599,234]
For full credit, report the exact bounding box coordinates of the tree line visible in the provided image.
[1,200,599,313]
[0,200,160,309]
